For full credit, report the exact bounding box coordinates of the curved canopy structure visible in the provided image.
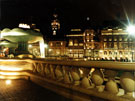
[0,39,18,48]
[1,28,43,43]
[1,28,45,58]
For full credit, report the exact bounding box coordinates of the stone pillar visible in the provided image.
[44,64,51,77]
[91,69,104,92]
[55,65,63,81]
[71,67,81,85]
[62,66,72,84]
[80,67,93,89]
[49,64,56,79]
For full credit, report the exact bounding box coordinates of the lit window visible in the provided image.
[69,40,73,46]
[119,38,122,41]
[119,43,123,48]
[109,38,112,41]
[124,38,128,41]
[104,43,107,48]
[118,29,122,31]
[109,43,112,48]
[108,29,112,31]
[114,42,117,48]
[74,40,78,46]
[79,43,83,46]
[50,43,53,46]
[114,38,117,41]
[104,38,107,41]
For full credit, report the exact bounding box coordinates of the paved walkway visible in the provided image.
[0,79,70,101]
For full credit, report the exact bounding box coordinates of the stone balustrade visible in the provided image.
[27,60,135,101]
[0,59,134,100]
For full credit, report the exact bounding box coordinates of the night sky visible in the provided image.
[1,0,135,38]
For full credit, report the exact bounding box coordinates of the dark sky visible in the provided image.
[1,0,135,37]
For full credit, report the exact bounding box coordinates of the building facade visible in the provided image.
[47,27,135,61]
[47,41,67,58]
[66,29,100,60]
[100,28,135,61]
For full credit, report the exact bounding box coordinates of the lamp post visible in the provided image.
[126,25,135,62]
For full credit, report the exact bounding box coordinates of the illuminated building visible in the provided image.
[66,29,84,59]
[51,14,60,35]
[83,29,100,60]
[66,28,100,60]
[48,41,67,58]
[100,27,135,61]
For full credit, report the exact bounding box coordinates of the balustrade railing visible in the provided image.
[28,60,135,101]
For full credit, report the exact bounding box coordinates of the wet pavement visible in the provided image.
[0,79,71,101]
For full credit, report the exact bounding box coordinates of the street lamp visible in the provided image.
[126,25,135,35]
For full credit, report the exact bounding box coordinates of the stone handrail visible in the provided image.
[0,59,135,100]
[27,59,135,101]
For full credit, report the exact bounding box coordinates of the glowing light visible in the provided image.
[0,66,23,71]
[5,80,11,85]
[28,44,32,48]
[133,92,135,98]
[79,69,83,75]
[49,49,52,52]
[40,39,45,58]
[0,76,21,79]
[84,58,87,61]
[99,50,103,53]
[71,29,81,31]
[108,29,112,31]
[0,72,19,75]
[90,68,95,74]
[53,30,56,35]
[19,23,30,29]
[126,25,135,35]
[44,44,48,48]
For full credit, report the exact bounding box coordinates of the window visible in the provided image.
[119,43,123,49]
[50,43,53,46]
[124,38,128,41]
[104,38,107,41]
[74,40,78,46]
[119,37,122,41]
[104,51,107,55]
[69,40,73,46]
[109,51,112,55]
[109,38,112,41]
[114,42,117,48]
[104,43,107,48]
[119,51,122,55]
[109,43,112,48]
[114,38,117,41]
[79,43,83,46]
